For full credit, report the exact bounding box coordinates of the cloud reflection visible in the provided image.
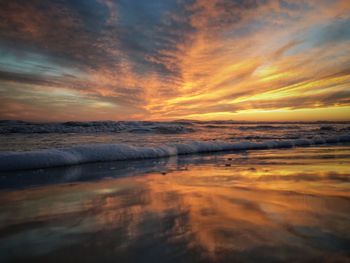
[0,146,349,261]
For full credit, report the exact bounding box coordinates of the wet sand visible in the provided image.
[0,145,349,262]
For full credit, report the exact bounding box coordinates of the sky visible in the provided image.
[0,0,350,122]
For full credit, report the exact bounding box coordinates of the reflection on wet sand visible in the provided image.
[0,146,349,262]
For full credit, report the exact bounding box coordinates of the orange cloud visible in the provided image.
[0,0,349,121]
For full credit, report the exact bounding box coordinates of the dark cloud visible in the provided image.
[0,0,349,121]
[0,0,198,83]
[0,70,58,86]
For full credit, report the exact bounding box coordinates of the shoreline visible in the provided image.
[0,145,349,262]
[1,134,350,172]
[1,144,349,190]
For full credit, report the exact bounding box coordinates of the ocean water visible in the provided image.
[0,120,349,171]
[0,121,349,262]
[0,146,349,262]
[0,120,349,152]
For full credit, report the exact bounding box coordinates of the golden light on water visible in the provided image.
[1,146,349,261]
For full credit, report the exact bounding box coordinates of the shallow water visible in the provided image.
[0,145,349,262]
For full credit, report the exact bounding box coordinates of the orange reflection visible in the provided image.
[0,147,349,261]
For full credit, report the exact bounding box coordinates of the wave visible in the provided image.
[319,125,336,131]
[241,135,301,140]
[237,125,300,130]
[1,134,349,172]
[1,120,347,135]
[203,124,233,129]
[0,120,195,134]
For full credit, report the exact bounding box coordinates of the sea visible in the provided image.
[0,120,349,262]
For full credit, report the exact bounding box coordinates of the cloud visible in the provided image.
[0,0,350,121]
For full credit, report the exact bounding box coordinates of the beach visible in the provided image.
[1,0,350,261]
[0,144,349,262]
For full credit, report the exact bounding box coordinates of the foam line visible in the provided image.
[1,135,349,171]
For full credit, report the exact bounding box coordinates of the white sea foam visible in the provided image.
[1,135,349,171]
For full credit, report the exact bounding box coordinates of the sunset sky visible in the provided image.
[0,0,350,122]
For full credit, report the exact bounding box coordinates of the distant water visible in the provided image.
[0,146,349,262]
[0,120,349,151]
[0,120,350,171]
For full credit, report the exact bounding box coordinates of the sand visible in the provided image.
[0,145,349,262]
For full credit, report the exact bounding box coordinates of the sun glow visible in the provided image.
[0,0,350,121]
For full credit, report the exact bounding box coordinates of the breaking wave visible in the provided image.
[1,134,349,172]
